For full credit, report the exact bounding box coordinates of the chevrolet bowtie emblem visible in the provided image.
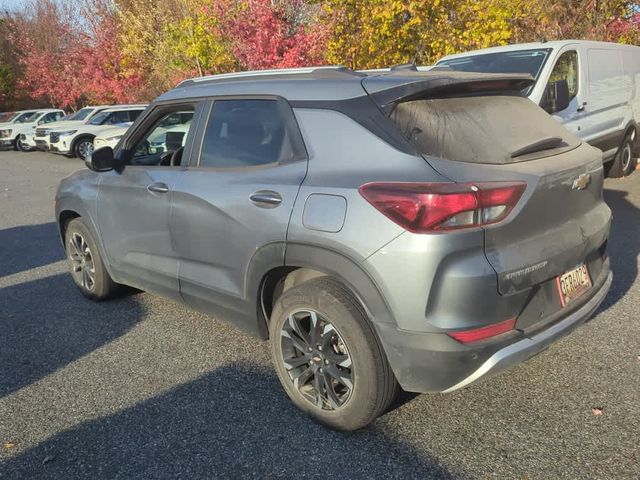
[572,173,590,190]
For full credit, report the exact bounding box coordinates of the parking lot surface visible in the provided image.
[0,151,638,479]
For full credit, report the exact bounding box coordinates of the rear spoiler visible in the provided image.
[362,72,535,112]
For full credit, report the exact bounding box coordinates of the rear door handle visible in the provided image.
[250,190,282,207]
[147,182,170,194]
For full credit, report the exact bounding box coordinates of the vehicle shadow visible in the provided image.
[0,362,465,480]
[0,222,64,277]
[0,273,144,399]
[598,186,640,311]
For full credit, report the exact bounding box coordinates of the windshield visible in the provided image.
[14,112,39,123]
[66,107,92,121]
[437,49,552,96]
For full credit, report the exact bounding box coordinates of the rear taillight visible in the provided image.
[358,181,526,233]
[447,318,516,344]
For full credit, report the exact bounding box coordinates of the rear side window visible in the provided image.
[389,95,581,164]
[200,99,305,168]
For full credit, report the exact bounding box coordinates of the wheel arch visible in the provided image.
[58,209,81,240]
[255,244,397,339]
[56,202,118,281]
[71,134,96,156]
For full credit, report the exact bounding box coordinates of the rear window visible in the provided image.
[389,95,580,164]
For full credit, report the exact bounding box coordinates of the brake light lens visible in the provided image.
[447,318,517,344]
[358,181,526,233]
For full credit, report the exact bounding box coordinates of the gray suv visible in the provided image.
[55,66,612,431]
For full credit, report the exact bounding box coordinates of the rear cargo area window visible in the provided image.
[389,95,581,164]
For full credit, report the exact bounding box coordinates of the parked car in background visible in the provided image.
[93,122,132,150]
[49,105,146,160]
[0,109,65,151]
[0,112,15,122]
[437,40,640,177]
[147,111,193,153]
[56,66,611,431]
[34,105,112,152]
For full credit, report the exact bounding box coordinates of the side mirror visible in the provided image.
[541,79,570,114]
[86,146,115,172]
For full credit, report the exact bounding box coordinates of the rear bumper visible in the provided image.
[442,270,611,392]
[376,264,612,393]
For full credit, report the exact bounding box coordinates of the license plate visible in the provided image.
[557,263,592,307]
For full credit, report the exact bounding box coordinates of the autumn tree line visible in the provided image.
[1,0,639,111]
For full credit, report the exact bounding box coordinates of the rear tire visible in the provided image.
[270,277,398,431]
[607,133,637,178]
[64,218,118,300]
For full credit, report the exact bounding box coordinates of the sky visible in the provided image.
[1,0,29,12]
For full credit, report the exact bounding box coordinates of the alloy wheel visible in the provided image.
[621,143,632,171]
[280,310,353,410]
[78,141,94,160]
[68,232,96,291]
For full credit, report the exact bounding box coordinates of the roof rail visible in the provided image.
[177,66,356,87]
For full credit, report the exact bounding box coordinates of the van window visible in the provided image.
[547,51,579,101]
[200,99,304,169]
[588,49,625,94]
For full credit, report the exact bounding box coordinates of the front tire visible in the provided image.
[608,133,637,178]
[15,136,29,152]
[270,277,398,431]
[74,137,94,161]
[64,218,118,300]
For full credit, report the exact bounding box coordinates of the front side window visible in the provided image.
[200,99,303,168]
[41,112,62,124]
[130,108,195,166]
[14,112,39,123]
[547,50,579,101]
[88,111,110,126]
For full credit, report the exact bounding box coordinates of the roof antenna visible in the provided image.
[540,36,547,44]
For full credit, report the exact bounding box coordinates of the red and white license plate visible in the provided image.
[557,263,592,307]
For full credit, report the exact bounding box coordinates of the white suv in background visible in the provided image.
[93,123,132,150]
[34,105,112,152]
[93,111,194,152]
[0,109,65,151]
[49,105,147,160]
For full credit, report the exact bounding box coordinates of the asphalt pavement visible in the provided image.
[0,151,638,479]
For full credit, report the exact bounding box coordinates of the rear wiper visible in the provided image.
[510,136,564,158]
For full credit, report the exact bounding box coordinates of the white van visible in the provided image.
[437,40,640,177]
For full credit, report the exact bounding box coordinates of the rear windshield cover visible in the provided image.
[389,95,580,164]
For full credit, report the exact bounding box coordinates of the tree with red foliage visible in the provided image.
[206,0,329,70]
[76,0,144,104]
[9,0,144,109]
[8,0,86,109]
